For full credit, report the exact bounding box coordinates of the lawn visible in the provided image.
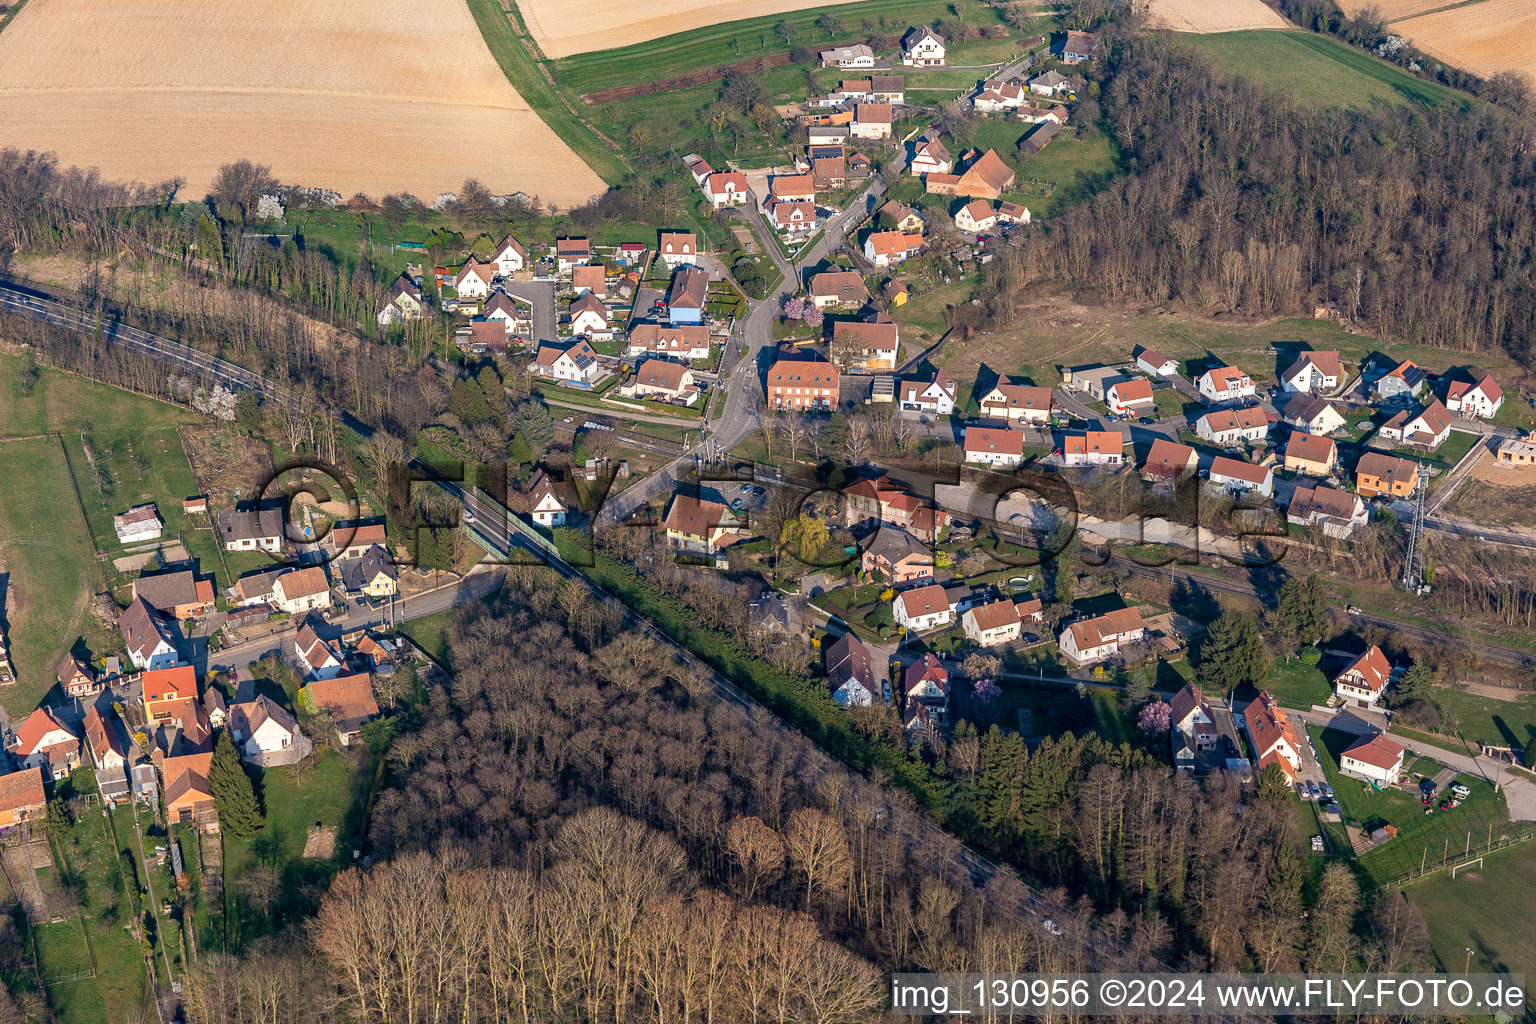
[1264,656,1331,710]
[891,276,977,342]
[1309,725,1512,887]
[402,606,458,667]
[1011,131,1122,219]
[0,436,119,713]
[1420,684,1536,753]
[1408,836,1536,976]
[0,350,195,438]
[1383,428,1479,478]
[1185,30,1467,112]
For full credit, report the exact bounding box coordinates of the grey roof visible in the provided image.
[119,596,175,662]
[339,545,398,591]
[133,570,200,612]
[862,526,932,566]
[217,503,284,544]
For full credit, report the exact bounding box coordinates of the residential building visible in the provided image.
[1379,400,1453,450]
[527,469,567,528]
[1061,431,1124,468]
[1169,682,1217,772]
[861,527,934,586]
[1287,484,1368,539]
[978,382,1053,423]
[227,696,302,764]
[532,339,605,386]
[568,291,611,338]
[1017,103,1069,125]
[305,673,379,746]
[113,504,163,545]
[909,137,952,176]
[963,426,1025,468]
[1105,378,1155,416]
[903,654,950,724]
[898,370,958,415]
[56,653,98,699]
[627,324,712,361]
[962,599,1024,647]
[1059,607,1145,666]
[1335,645,1392,709]
[295,624,343,679]
[120,597,180,671]
[996,201,1031,225]
[658,232,697,270]
[901,25,946,66]
[1058,29,1102,62]
[825,632,876,707]
[481,290,524,334]
[9,708,80,780]
[217,504,284,553]
[894,585,953,632]
[492,233,527,276]
[161,752,217,829]
[1195,407,1271,445]
[973,80,1027,113]
[203,687,228,729]
[703,171,749,209]
[925,149,1015,200]
[1445,374,1503,419]
[1497,436,1536,466]
[1028,70,1071,97]
[841,476,948,543]
[769,173,816,203]
[808,270,868,308]
[83,705,128,774]
[133,570,215,620]
[1207,456,1273,499]
[954,200,997,233]
[271,567,332,614]
[863,230,924,266]
[819,43,876,68]
[767,357,840,411]
[851,103,893,139]
[571,264,606,297]
[1136,347,1178,376]
[339,546,399,598]
[811,155,845,189]
[1241,691,1302,779]
[771,200,817,238]
[142,664,197,722]
[877,199,925,232]
[1355,452,1420,497]
[0,768,46,829]
[326,521,387,561]
[662,494,742,555]
[627,359,698,403]
[1283,432,1338,477]
[1283,395,1347,436]
[555,238,591,272]
[183,496,208,516]
[1280,351,1343,394]
[454,258,494,298]
[1375,359,1427,400]
[1339,733,1405,786]
[467,319,509,354]
[666,265,709,325]
[1196,365,1257,403]
[871,75,905,104]
[1141,439,1198,484]
[831,318,900,371]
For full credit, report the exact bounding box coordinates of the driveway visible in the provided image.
[500,279,557,343]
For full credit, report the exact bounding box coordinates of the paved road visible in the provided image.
[500,279,557,344]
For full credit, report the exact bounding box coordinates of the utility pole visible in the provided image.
[1401,472,1430,595]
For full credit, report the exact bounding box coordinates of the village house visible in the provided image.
[703,170,749,209]
[377,273,425,326]
[1339,733,1406,786]
[568,291,612,338]
[1195,406,1272,446]
[1335,645,1392,709]
[658,232,697,270]
[1057,29,1102,63]
[526,469,567,528]
[962,599,1025,647]
[831,318,900,371]
[771,200,817,239]
[217,503,284,553]
[924,149,1016,200]
[113,504,163,545]
[1283,395,1347,436]
[83,705,128,775]
[825,632,876,707]
[464,319,508,355]
[571,264,606,297]
[1497,436,1536,467]
[1136,347,1179,376]
[863,230,924,266]
[901,25,946,66]
[898,370,958,416]
[306,673,380,747]
[183,495,208,516]
[667,265,709,325]
[227,696,303,765]
[56,652,99,699]
[769,173,816,204]
[1062,430,1124,468]
[878,199,925,233]
[120,596,180,671]
[662,493,742,555]
[1287,484,1368,539]
[454,258,495,299]
[0,768,46,829]
[909,137,952,176]
[162,752,218,830]
[1240,691,1302,779]
[954,200,997,234]
[811,155,845,189]
[894,585,953,632]
[142,664,197,722]
[271,567,332,614]
[819,43,876,68]
[871,75,905,104]
[9,708,80,781]
[861,527,934,586]
[1379,400,1453,450]
[973,80,1028,114]
[904,653,950,725]
[1283,432,1339,477]
[1170,682,1218,772]
[626,359,699,404]
[1141,439,1198,485]
[296,624,344,679]
[203,687,228,729]
[996,202,1030,225]
[963,425,1026,468]
[1445,374,1503,419]
[627,323,712,361]
[841,476,949,543]
[684,155,713,185]
[1356,451,1420,497]
[767,357,840,411]
[1105,378,1155,417]
[480,291,523,335]
[1028,70,1071,97]
[532,338,605,387]
[978,382,1053,423]
[1059,607,1144,667]
[133,570,216,620]
[339,546,399,598]
[492,234,527,276]
[555,238,592,272]
[808,270,869,308]
[1196,365,1257,404]
[1280,350,1343,394]
[1207,456,1273,499]
[326,521,387,561]
[1375,359,1427,401]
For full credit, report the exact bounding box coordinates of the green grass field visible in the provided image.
[1263,656,1331,709]
[0,436,118,713]
[1417,685,1536,753]
[403,607,458,667]
[953,120,1122,220]
[1186,31,1466,111]
[1408,837,1536,975]
[0,351,194,439]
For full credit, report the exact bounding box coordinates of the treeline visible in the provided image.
[1005,28,1536,364]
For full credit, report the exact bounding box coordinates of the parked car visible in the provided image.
[1297,781,1310,800]
[1307,780,1321,800]
[740,483,752,493]
[1322,782,1334,800]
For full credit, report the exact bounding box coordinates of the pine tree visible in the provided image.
[1199,611,1269,698]
[208,731,264,838]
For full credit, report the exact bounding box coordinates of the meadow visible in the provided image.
[1408,836,1536,975]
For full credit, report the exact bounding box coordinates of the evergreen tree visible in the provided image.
[1394,660,1433,705]
[209,731,264,838]
[1198,611,1268,698]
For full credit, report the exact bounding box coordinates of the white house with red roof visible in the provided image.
[961,599,1024,647]
[894,585,953,632]
[1169,682,1217,771]
[1334,645,1392,708]
[1059,607,1144,666]
[1196,365,1257,404]
[863,231,924,267]
[532,339,605,386]
[962,426,1025,468]
[1136,348,1178,376]
[1340,733,1405,786]
[1061,431,1124,468]
[1445,375,1504,420]
[10,708,81,780]
[903,653,950,724]
[1240,691,1302,778]
[492,234,527,276]
[454,258,495,299]
[295,624,345,680]
[658,232,698,270]
[1207,456,1273,499]
[703,171,749,209]
[1106,378,1154,416]
[1195,407,1272,445]
[1379,399,1453,450]
[978,382,1053,423]
[1280,351,1342,394]
[898,371,958,415]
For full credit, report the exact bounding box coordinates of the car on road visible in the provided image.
[462,510,477,525]
[731,498,745,511]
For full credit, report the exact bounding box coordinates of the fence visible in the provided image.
[1365,824,1536,895]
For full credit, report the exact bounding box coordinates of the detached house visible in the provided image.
[841,476,948,543]
[1195,407,1271,446]
[1287,484,1368,539]
[1283,395,1347,436]
[84,705,128,775]
[1136,348,1179,376]
[338,547,398,599]
[1335,645,1392,709]
[162,752,217,830]
[963,426,1025,468]
[0,768,46,829]
[271,567,332,614]
[1196,365,1257,404]
[808,271,868,309]
[1380,400,1453,450]
[217,504,284,553]
[771,200,817,239]
[626,359,698,404]
[492,234,527,276]
[904,653,950,724]
[831,318,900,371]
[527,469,567,528]
[909,137,952,176]
[662,494,742,555]
[56,653,99,699]
[851,103,893,140]
[1142,439,1198,485]
[9,708,80,781]
[1445,374,1503,419]
[1376,359,1427,400]
[304,673,379,747]
[142,664,197,722]
[769,173,816,204]
[1355,452,1420,498]
[377,274,425,327]
[877,199,925,233]
[1280,351,1343,394]
[962,599,1025,647]
[954,200,997,234]
[863,231,924,266]
[978,382,1053,423]
[1169,683,1217,772]
[1059,607,1145,666]
[532,339,605,387]
[1105,378,1154,417]
[1240,691,1302,779]
[133,570,215,620]
[901,25,946,66]
[1028,70,1071,97]
[658,232,697,270]
[120,597,181,671]
[227,696,303,765]
[454,258,495,299]
[894,584,953,632]
[825,632,876,707]
[571,264,606,297]
[1207,456,1273,499]
[819,43,876,68]
[1283,432,1338,477]
[568,291,611,338]
[1340,733,1405,786]
[703,171,749,209]
[1062,431,1124,468]
[898,370,958,416]
[861,527,934,586]
[555,238,592,272]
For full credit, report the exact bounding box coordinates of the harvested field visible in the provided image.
[1444,455,1536,529]
[1386,0,1536,83]
[521,0,871,59]
[0,0,606,207]
[1140,0,1288,33]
